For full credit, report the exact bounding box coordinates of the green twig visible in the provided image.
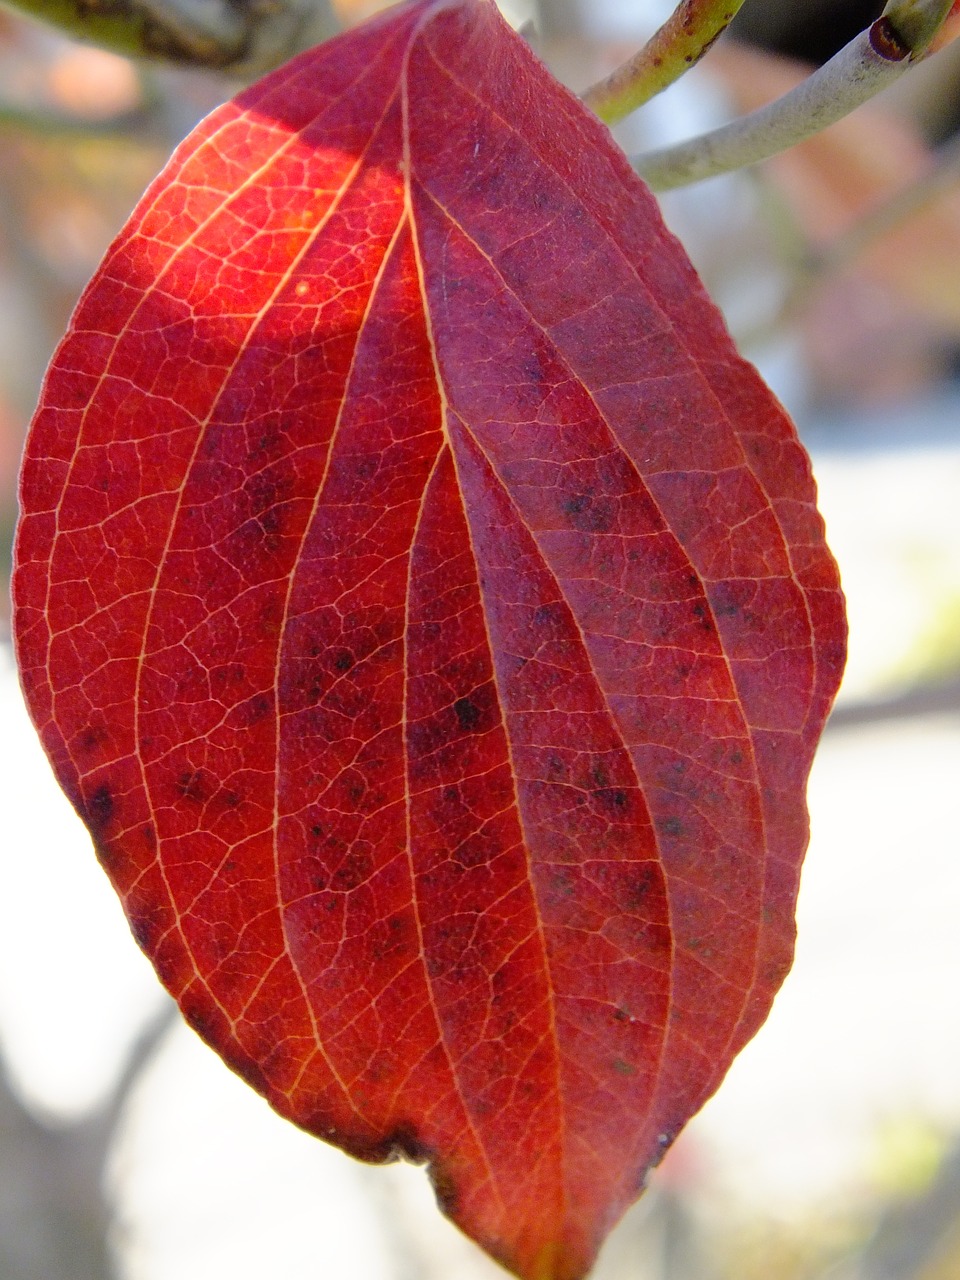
[634,0,955,191]
[581,0,749,125]
[885,0,958,53]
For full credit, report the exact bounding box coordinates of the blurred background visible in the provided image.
[0,0,959,1277]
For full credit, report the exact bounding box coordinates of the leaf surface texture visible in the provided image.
[13,3,847,1275]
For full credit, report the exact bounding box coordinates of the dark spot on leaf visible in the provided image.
[430,1161,460,1217]
[562,492,614,533]
[595,787,629,813]
[257,505,284,546]
[454,696,481,732]
[371,912,414,960]
[452,830,496,869]
[523,353,546,384]
[692,602,714,632]
[245,693,273,723]
[129,911,159,952]
[77,724,108,755]
[86,783,115,831]
[176,769,208,802]
[533,601,566,635]
[332,847,374,891]
[334,651,354,672]
[660,816,683,837]
[626,867,655,907]
[387,1124,429,1165]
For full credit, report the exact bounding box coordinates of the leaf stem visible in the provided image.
[633,0,955,191]
[580,0,749,125]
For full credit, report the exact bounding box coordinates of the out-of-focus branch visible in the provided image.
[634,0,956,191]
[0,0,340,76]
[827,674,960,731]
[807,129,960,279]
[581,1,750,125]
[752,126,960,339]
[837,1137,960,1279]
[0,1000,174,1280]
[0,98,160,137]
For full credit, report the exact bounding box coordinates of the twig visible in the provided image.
[98,997,179,1133]
[581,1,750,125]
[826,674,960,731]
[0,100,161,139]
[634,0,955,191]
[735,130,960,347]
[2,0,339,76]
[810,129,960,278]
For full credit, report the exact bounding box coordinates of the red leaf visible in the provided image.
[13,2,846,1275]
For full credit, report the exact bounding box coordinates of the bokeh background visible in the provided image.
[1,1,959,1277]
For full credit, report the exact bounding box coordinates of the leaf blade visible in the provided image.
[13,2,846,1277]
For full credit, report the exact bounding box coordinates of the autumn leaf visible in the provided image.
[12,1,846,1277]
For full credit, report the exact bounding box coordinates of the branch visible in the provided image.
[0,98,159,138]
[793,127,960,291]
[634,0,956,191]
[581,1,750,125]
[826,673,960,731]
[1,0,339,76]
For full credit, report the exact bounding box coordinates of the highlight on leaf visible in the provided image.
[12,1,846,1277]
